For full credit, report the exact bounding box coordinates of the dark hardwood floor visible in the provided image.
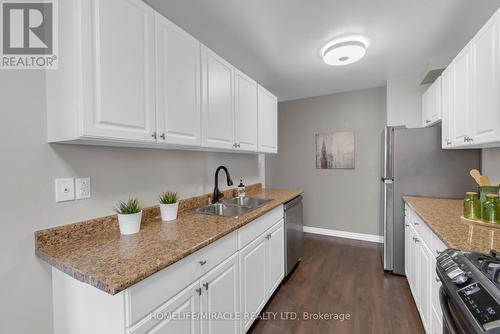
[249,233,425,334]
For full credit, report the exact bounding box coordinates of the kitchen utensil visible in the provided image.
[480,175,491,186]
[470,169,482,186]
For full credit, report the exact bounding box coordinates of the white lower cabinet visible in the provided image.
[52,206,285,334]
[405,204,444,334]
[130,281,201,334]
[240,232,268,332]
[200,253,240,334]
[240,219,285,332]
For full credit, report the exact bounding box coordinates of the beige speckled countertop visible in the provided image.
[35,186,303,295]
[403,196,500,253]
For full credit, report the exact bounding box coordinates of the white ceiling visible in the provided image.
[146,0,500,101]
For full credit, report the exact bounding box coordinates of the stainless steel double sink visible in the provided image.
[195,197,272,218]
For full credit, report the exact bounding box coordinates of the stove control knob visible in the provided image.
[452,273,469,285]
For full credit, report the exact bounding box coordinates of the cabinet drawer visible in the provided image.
[127,230,237,326]
[410,211,432,247]
[238,205,283,249]
[431,232,447,257]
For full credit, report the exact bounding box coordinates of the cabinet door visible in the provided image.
[266,220,285,297]
[471,16,500,144]
[451,48,472,146]
[408,226,418,299]
[240,234,267,332]
[201,46,235,149]
[422,86,432,127]
[235,70,258,152]
[441,69,453,148]
[417,240,432,334]
[82,0,156,142]
[404,216,411,278]
[200,253,240,334]
[431,77,442,124]
[155,14,201,146]
[430,256,442,320]
[258,85,278,153]
[130,281,201,334]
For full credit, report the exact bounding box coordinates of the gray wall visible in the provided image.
[483,148,500,183]
[0,71,261,334]
[266,87,386,236]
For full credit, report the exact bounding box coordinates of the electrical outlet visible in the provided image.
[55,178,75,202]
[75,177,91,200]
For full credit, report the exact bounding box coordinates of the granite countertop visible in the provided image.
[35,186,302,295]
[403,196,500,253]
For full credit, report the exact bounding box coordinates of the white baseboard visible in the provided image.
[303,226,384,244]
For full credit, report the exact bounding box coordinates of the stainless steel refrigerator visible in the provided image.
[382,126,481,275]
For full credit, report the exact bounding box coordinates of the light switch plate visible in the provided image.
[75,177,91,200]
[55,178,75,202]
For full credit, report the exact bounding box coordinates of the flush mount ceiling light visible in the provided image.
[321,37,368,66]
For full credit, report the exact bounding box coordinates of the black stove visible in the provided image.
[437,249,500,333]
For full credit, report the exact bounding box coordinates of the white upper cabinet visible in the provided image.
[155,13,201,147]
[440,8,500,149]
[422,77,442,128]
[451,48,472,147]
[441,68,453,149]
[258,85,278,153]
[201,46,236,150]
[471,16,500,145]
[47,0,278,153]
[235,70,258,152]
[81,0,157,142]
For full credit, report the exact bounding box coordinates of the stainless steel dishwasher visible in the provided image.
[284,195,303,275]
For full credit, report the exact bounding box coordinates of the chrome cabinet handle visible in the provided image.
[414,221,419,225]
[196,288,202,296]
[152,132,157,139]
[265,234,271,240]
[414,238,420,243]
[435,277,440,282]
[405,223,409,228]
[160,133,165,140]
[425,120,431,124]
[447,140,451,145]
[199,260,207,266]
[203,282,209,290]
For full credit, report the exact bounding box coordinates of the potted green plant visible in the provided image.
[159,191,178,221]
[114,198,142,235]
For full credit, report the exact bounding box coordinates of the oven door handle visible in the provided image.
[439,286,460,334]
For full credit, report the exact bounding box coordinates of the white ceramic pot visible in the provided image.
[160,202,179,222]
[117,211,142,235]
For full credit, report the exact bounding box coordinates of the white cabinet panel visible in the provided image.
[201,46,235,149]
[431,78,442,124]
[258,85,278,153]
[441,68,453,148]
[451,48,472,147]
[82,0,156,142]
[422,86,432,127]
[417,241,432,334]
[471,17,500,144]
[240,234,267,332]
[200,254,240,334]
[129,281,201,334]
[266,220,285,297]
[235,70,258,151]
[155,14,201,146]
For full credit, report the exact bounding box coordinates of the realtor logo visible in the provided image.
[1,0,58,69]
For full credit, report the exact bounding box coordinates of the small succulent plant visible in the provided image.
[114,198,141,214]
[159,191,178,204]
